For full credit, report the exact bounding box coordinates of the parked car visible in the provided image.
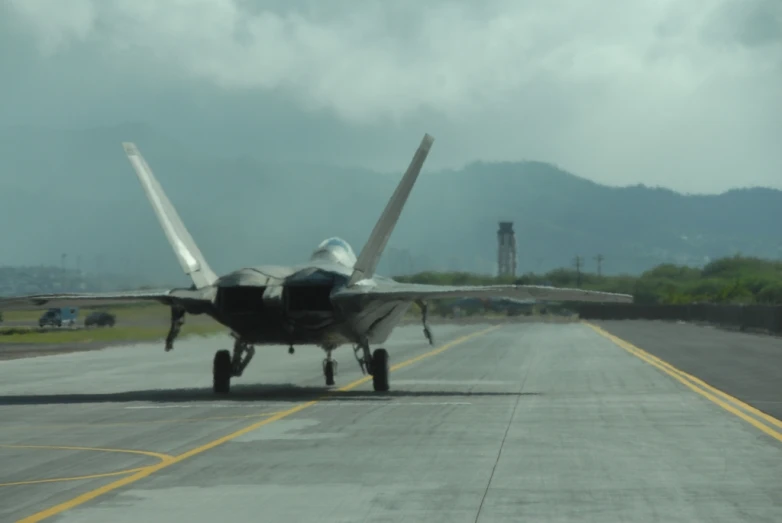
[85,311,116,327]
[39,307,78,328]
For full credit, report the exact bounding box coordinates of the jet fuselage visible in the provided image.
[197,237,411,348]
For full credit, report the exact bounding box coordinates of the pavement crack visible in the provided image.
[473,349,532,523]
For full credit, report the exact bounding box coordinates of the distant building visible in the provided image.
[497,221,517,277]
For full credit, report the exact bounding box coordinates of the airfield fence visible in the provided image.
[577,303,782,335]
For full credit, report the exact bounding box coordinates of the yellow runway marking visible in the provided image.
[0,412,283,432]
[17,325,501,523]
[0,445,174,487]
[0,468,150,487]
[585,322,782,444]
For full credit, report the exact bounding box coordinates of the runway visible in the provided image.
[1,322,781,522]
[592,320,782,420]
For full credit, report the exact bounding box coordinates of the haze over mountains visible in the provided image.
[1,123,780,287]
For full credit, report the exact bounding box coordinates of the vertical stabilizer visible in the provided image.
[122,143,218,289]
[348,133,434,286]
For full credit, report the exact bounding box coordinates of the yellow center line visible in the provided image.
[18,325,501,523]
[585,322,782,444]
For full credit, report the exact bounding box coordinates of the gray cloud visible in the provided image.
[3,0,781,193]
[704,0,782,47]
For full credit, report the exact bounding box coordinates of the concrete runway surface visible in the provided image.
[592,320,782,420]
[0,322,781,522]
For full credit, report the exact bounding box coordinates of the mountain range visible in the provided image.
[1,123,780,287]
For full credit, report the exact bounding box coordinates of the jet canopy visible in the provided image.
[310,237,357,267]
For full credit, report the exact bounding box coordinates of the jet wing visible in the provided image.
[332,282,633,304]
[0,288,209,311]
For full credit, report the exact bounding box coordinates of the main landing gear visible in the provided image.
[213,337,256,394]
[165,304,186,352]
[211,338,388,393]
[354,343,390,392]
[323,348,338,386]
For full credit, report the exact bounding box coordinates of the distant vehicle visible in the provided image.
[39,307,78,328]
[85,311,116,327]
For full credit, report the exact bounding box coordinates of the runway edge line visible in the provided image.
[584,321,782,444]
[17,324,501,523]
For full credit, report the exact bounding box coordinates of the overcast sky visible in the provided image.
[1,0,780,194]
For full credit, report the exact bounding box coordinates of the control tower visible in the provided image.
[497,221,517,278]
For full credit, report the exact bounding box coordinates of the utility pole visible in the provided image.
[595,254,604,277]
[574,255,583,287]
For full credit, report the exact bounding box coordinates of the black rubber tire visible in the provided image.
[324,361,335,386]
[213,349,232,394]
[371,348,390,392]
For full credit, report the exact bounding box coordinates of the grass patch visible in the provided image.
[0,322,225,345]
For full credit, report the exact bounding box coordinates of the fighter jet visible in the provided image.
[0,134,633,393]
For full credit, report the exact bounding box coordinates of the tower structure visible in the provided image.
[497,221,517,278]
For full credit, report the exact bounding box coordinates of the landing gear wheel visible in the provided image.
[371,348,389,392]
[213,349,232,394]
[323,360,336,386]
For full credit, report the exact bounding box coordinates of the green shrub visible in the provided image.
[394,255,782,305]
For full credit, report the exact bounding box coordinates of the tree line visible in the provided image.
[394,255,782,305]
